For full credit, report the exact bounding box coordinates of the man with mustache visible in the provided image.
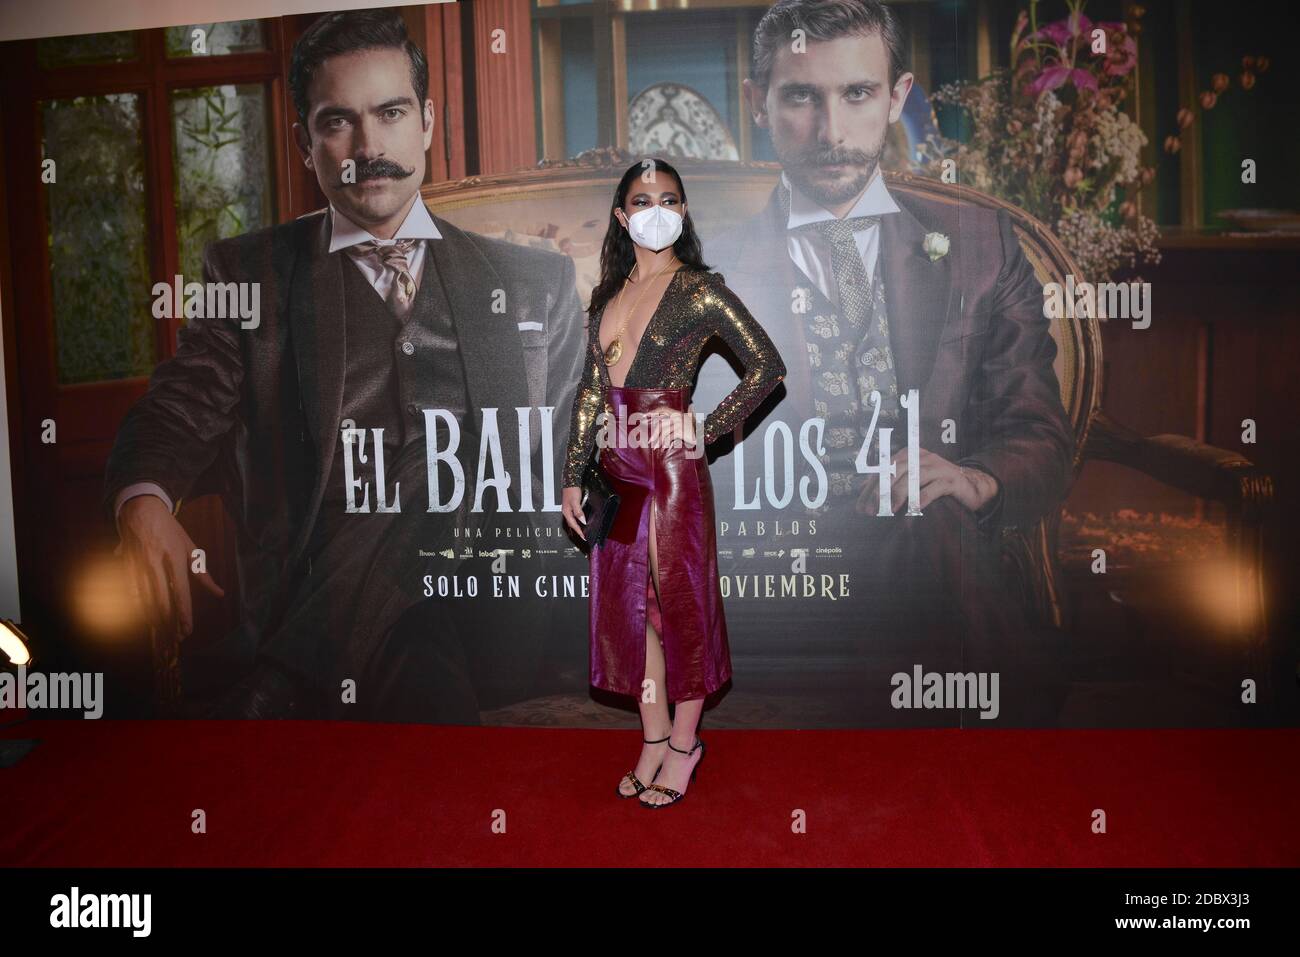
[104,10,586,720]
[700,0,1075,725]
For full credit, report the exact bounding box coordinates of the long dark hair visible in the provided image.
[588,158,712,319]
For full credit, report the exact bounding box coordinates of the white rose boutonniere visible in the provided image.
[922,231,950,262]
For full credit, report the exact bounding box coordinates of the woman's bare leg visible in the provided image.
[638,492,705,805]
[640,696,703,804]
[618,494,672,795]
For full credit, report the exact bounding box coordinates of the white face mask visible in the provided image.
[623,204,684,251]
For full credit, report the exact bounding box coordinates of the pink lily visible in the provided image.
[1027,65,1100,96]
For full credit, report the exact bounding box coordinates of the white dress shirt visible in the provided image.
[782,168,901,304]
[114,197,443,526]
[785,169,1002,511]
[329,195,442,293]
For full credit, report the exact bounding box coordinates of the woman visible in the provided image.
[560,159,786,808]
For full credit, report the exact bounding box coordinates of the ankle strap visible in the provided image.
[667,737,700,755]
[643,734,671,744]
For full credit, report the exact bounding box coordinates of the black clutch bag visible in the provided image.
[580,459,620,548]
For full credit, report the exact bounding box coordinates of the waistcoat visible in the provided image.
[310,254,470,551]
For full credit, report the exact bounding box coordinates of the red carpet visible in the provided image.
[1,720,1296,867]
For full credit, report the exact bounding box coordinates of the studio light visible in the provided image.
[0,618,39,768]
[1,619,34,667]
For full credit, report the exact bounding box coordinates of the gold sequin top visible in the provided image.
[562,267,787,489]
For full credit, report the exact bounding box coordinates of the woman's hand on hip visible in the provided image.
[649,405,699,449]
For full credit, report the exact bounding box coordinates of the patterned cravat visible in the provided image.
[780,181,901,425]
[352,238,419,321]
[778,180,902,509]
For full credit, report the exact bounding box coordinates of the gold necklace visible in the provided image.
[603,256,680,366]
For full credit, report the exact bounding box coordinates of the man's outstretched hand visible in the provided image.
[856,447,999,515]
[116,495,225,637]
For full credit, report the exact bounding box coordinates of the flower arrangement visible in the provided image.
[918,0,1160,283]
[920,2,1272,279]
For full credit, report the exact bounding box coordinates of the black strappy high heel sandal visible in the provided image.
[617,734,671,799]
[639,737,704,808]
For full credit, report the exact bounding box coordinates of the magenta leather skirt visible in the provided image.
[588,385,732,703]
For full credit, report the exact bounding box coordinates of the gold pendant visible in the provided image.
[604,337,622,366]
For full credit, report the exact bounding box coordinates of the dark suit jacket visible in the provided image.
[103,207,586,648]
[701,182,1075,530]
